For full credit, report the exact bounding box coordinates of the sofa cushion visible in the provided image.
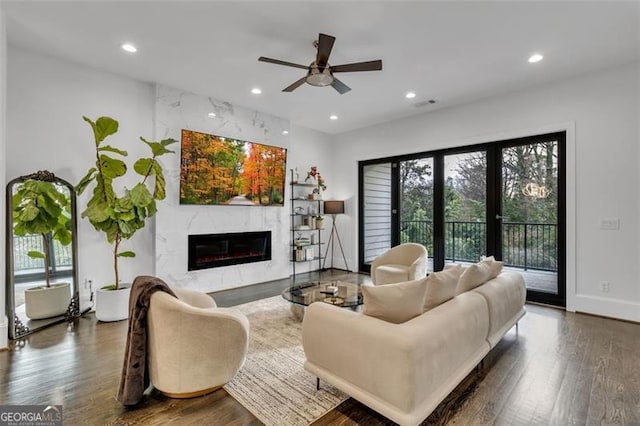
[455,261,491,295]
[423,264,463,311]
[362,277,428,323]
[473,271,526,346]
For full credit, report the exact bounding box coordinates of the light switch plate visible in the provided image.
[600,217,620,230]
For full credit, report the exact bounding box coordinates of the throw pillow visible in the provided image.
[423,264,463,311]
[362,277,428,324]
[455,261,491,295]
[444,262,467,272]
[481,256,504,279]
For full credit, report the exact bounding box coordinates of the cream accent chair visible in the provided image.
[371,243,428,285]
[147,287,250,398]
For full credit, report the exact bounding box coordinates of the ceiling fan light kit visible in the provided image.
[306,64,333,87]
[258,33,383,95]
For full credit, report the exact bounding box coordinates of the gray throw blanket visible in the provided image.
[116,275,176,406]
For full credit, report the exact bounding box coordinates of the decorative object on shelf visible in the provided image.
[76,116,176,322]
[303,166,326,200]
[292,167,300,184]
[305,247,315,260]
[322,200,350,271]
[325,285,339,295]
[315,215,324,229]
[180,129,287,206]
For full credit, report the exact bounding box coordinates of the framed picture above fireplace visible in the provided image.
[180,129,287,206]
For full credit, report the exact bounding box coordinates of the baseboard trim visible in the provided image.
[574,294,640,323]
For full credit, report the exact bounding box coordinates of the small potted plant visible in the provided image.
[76,116,175,322]
[315,215,325,230]
[12,177,73,319]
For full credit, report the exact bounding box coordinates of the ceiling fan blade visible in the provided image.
[331,60,383,73]
[331,77,351,95]
[316,33,336,68]
[282,76,308,92]
[258,57,309,70]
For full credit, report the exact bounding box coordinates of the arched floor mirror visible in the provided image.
[5,170,88,339]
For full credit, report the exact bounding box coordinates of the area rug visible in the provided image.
[223,296,348,426]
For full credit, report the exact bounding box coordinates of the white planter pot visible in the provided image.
[95,285,131,322]
[25,282,71,320]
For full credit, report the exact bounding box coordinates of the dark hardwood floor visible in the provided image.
[1,270,639,425]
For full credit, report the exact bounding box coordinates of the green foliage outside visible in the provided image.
[12,179,72,287]
[76,116,176,289]
[399,142,558,268]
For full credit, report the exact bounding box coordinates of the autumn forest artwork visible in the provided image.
[180,130,287,206]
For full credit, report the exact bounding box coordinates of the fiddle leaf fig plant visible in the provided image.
[12,179,72,288]
[76,116,176,290]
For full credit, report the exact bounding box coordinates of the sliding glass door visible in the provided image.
[443,152,487,267]
[399,158,434,270]
[359,132,565,306]
[498,136,564,305]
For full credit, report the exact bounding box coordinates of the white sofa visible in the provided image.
[302,271,526,426]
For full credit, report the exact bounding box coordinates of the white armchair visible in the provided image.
[147,287,249,398]
[370,243,428,285]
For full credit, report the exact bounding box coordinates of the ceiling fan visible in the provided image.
[258,33,382,94]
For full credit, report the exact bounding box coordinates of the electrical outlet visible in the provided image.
[600,281,610,293]
[600,218,620,230]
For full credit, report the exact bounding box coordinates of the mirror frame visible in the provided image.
[5,170,83,339]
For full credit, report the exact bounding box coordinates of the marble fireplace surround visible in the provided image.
[154,85,291,293]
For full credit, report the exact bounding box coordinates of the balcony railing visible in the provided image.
[12,234,73,274]
[400,220,557,272]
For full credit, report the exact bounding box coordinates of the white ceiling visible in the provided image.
[3,1,639,134]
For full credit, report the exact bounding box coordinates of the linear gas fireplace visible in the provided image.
[188,231,272,271]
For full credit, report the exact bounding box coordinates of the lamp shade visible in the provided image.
[324,200,345,215]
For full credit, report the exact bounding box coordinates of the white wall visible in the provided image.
[288,124,338,272]
[6,47,155,295]
[332,63,640,322]
[0,7,8,349]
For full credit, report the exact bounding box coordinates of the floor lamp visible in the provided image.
[322,200,349,271]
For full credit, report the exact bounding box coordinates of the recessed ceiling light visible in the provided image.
[121,43,137,53]
[528,53,543,63]
[282,130,289,135]
[251,87,262,95]
[329,115,338,120]
[207,112,216,118]
[405,92,416,99]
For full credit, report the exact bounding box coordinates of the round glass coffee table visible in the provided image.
[282,281,363,319]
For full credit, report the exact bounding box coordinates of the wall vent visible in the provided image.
[414,99,436,108]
